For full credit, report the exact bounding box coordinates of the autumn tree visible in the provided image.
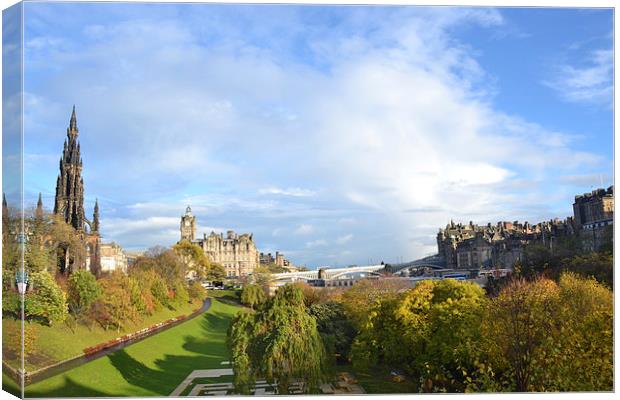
[340,278,410,328]
[92,271,138,331]
[173,240,210,279]
[482,278,561,392]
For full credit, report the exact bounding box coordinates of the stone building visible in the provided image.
[573,186,614,251]
[437,218,577,269]
[99,242,128,273]
[438,186,614,269]
[179,206,260,278]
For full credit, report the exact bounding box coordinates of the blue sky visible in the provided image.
[18,4,613,268]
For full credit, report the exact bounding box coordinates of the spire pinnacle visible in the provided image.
[36,193,44,220]
[69,105,78,134]
[92,198,100,232]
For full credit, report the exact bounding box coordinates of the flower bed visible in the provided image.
[83,315,188,356]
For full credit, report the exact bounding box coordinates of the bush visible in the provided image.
[188,281,206,301]
[172,281,190,307]
[25,271,68,325]
[239,284,266,310]
[67,269,102,317]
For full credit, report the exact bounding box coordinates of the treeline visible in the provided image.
[1,209,221,332]
[230,272,612,393]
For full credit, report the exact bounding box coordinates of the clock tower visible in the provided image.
[180,205,196,242]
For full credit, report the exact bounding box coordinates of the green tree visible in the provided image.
[239,284,266,310]
[206,262,226,282]
[172,280,190,307]
[228,284,328,394]
[340,278,410,328]
[188,280,207,301]
[67,269,102,317]
[25,271,68,325]
[308,301,356,364]
[561,252,612,288]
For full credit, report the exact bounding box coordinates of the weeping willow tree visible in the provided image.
[228,284,328,394]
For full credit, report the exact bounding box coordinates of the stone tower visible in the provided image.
[92,198,100,233]
[54,106,86,231]
[36,192,44,221]
[180,205,196,241]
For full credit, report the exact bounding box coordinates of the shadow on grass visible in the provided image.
[24,301,238,397]
[25,376,113,398]
[106,307,234,396]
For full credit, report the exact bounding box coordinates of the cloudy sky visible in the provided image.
[19,4,613,267]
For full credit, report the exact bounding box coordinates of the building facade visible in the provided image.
[99,242,128,273]
[573,186,614,251]
[438,186,614,269]
[179,206,260,277]
[437,218,577,269]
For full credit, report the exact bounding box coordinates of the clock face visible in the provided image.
[185,220,190,226]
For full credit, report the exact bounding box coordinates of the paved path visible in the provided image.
[170,368,233,396]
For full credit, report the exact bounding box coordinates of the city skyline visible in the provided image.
[19,4,613,267]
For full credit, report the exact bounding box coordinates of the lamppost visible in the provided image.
[15,270,28,295]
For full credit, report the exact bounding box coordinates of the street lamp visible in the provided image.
[15,270,28,295]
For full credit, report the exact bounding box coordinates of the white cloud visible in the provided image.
[544,48,612,105]
[22,6,610,266]
[336,234,354,245]
[295,224,314,235]
[258,186,316,197]
[305,239,327,248]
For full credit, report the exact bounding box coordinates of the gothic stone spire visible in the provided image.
[92,198,100,233]
[54,106,86,231]
[36,192,44,220]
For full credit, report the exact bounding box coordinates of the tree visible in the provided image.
[206,262,226,282]
[240,284,266,310]
[561,252,612,288]
[67,269,102,317]
[396,279,487,392]
[172,280,190,307]
[229,284,328,394]
[173,240,210,279]
[25,271,68,325]
[349,279,487,392]
[129,268,172,310]
[93,271,138,331]
[133,248,185,283]
[482,278,560,392]
[542,273,612,391]
[482,274,613,392]
[340,278,410,328]
[251,265,273,291]
[188,280,207,301]
[308,301,356,364]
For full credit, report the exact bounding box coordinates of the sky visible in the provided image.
[16,3,613,268]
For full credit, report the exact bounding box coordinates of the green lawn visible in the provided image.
[9,297,241,397]
[3,299,204,372]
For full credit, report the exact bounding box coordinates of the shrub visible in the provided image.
[25,271,68,325]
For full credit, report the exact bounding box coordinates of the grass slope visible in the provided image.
[3,299,203,371]
[20,297,240,397]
